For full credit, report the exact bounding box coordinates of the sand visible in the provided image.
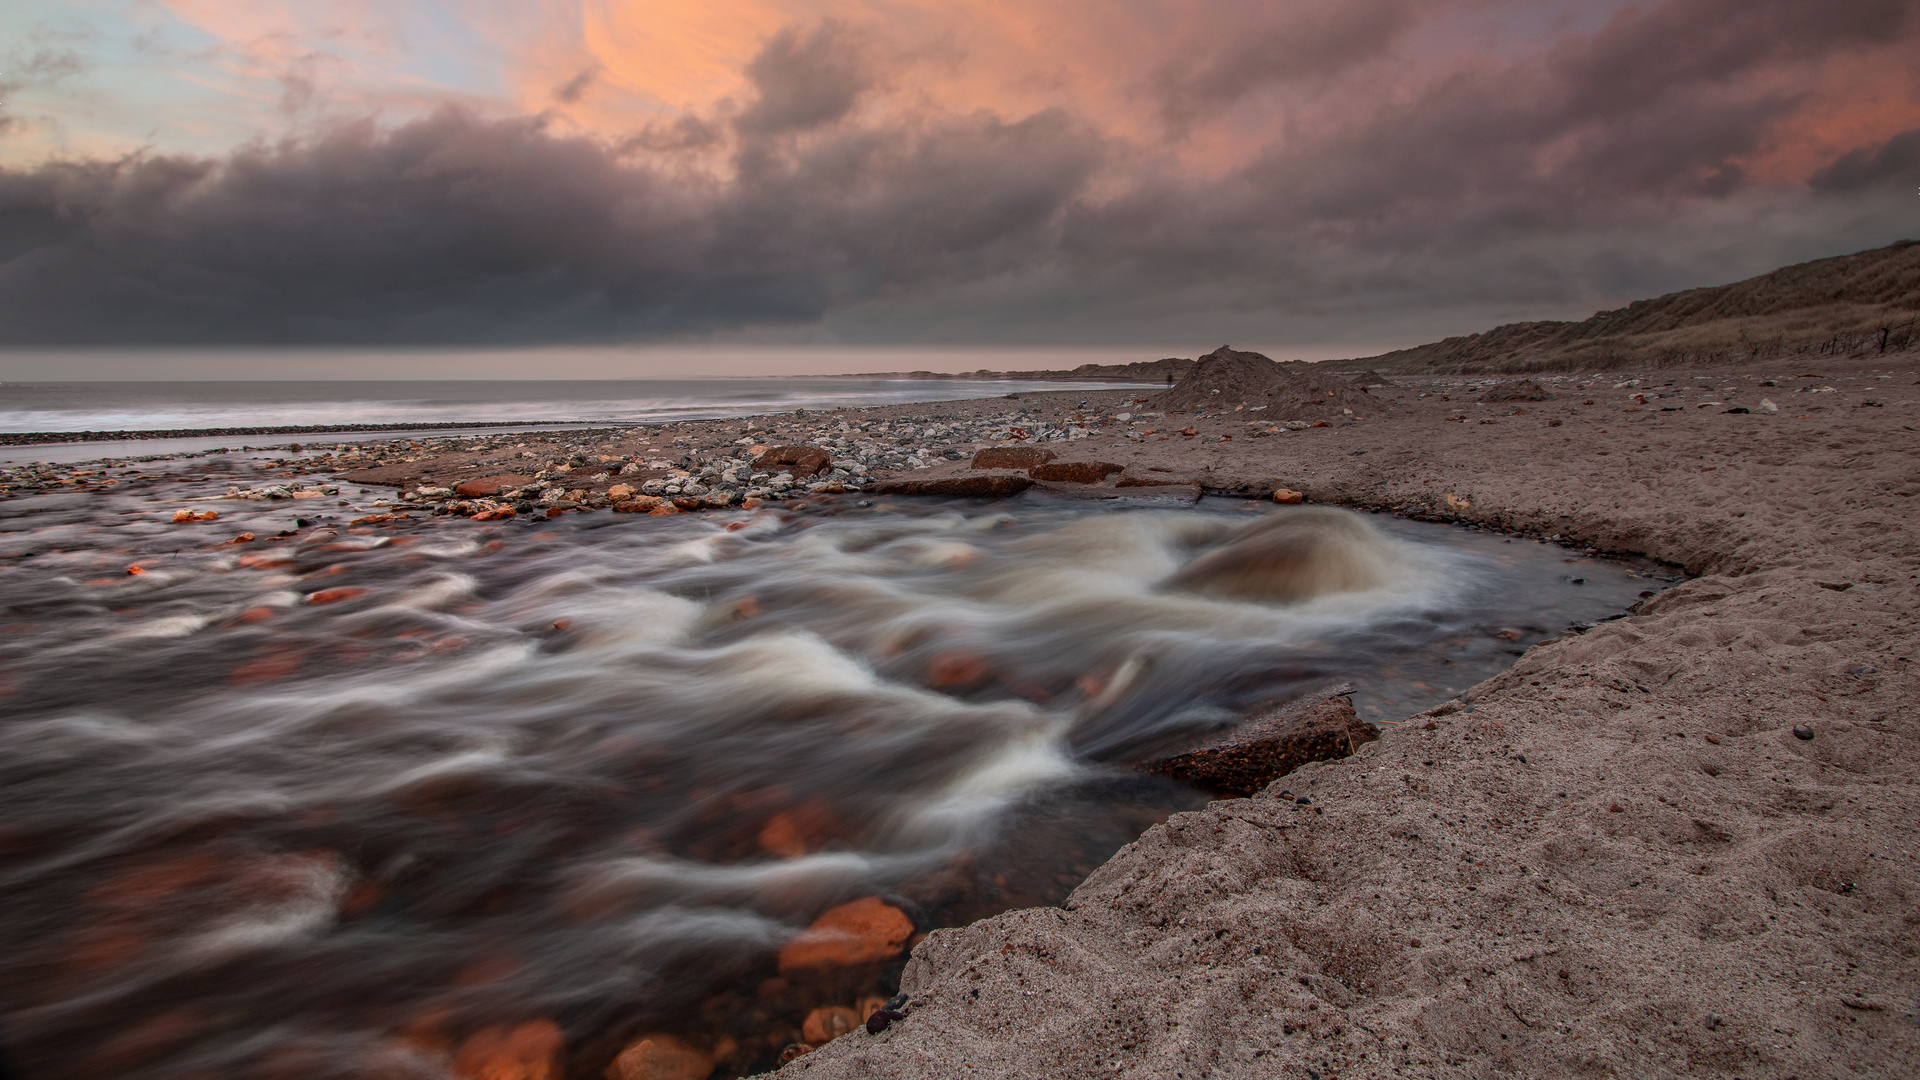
[752,356,1920,1078]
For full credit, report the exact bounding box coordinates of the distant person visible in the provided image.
[1166,372,1174,387]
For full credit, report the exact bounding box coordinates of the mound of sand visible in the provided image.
[1155,346,1379,417]
[1479,377,1554,401]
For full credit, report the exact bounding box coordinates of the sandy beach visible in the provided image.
[3,353,1916,1080]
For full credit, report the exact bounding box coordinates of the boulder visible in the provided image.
[604,1034,712,1080]
[778,897,914,972]
[454,474,534,498]
[1138,692,1377,796]
[753,446,833,478]
[1030,460,1123,483]
[869,476,1033,498]
[971,446,1057,470]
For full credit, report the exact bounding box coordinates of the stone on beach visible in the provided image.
[868,475,1033,498]
[753,445,833,478]
[1137,693,1377,796]
[778,897,915,972]
[1029,460,1122,483]
[455,474,534,498]
[970,446,1057,470]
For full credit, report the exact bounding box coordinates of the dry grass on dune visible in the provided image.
[1353,239,1920,375]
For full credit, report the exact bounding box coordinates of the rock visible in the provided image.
[1793,725,1815,740]
[801,1006,861,1045]
[306,587,368,605]
[453,1020,563,1080]
[607,483,637,501]
[1165,508,1392,602]
[1481,378,1554,402]
[470,506,516,521]
[970,446,1057,470]
[865,1008,905,1035]
[777,897,914,972]
[868,476,1033,498]
[1030,460,1123,483]
[604,1034,712,1080]
[1271,488,1304,504]
[1138,692,1377,796]
[455,474,534,498]
[753,446,832,478]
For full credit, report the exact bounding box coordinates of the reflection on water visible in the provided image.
[0,466,1666,1078]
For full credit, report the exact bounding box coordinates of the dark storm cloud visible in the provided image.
[1150,0,1417,136]
[732,21,873,138]
[1811,129,1920,193]
[0,0,1914,345]
[1062,0,1919,293]
[0,99,1102,342]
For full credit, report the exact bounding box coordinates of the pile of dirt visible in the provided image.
[1154,346,1379,417]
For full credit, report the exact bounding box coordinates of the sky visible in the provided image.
[0,0,1917,366]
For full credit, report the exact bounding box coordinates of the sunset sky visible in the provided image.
[1,0,1916,357]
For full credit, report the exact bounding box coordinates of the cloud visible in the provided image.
[1150,0,1418,135]
[733,21,873,138]
[0,97,1103,342]
[1810,128,1920,193]
[0,0,1916,346]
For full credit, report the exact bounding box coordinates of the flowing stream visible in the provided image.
[0,455,1669,1078]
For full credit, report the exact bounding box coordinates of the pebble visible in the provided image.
[777,897,914,972]
[802,1006,861,1044]
[1793,725,1815,740]
[604,1033,712,1080]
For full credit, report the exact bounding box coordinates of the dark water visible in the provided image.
[0,458,1667,1078]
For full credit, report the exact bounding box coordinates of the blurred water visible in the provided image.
[0,464,1666,1078]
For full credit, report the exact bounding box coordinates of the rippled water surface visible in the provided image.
[0,457,1667,1078]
